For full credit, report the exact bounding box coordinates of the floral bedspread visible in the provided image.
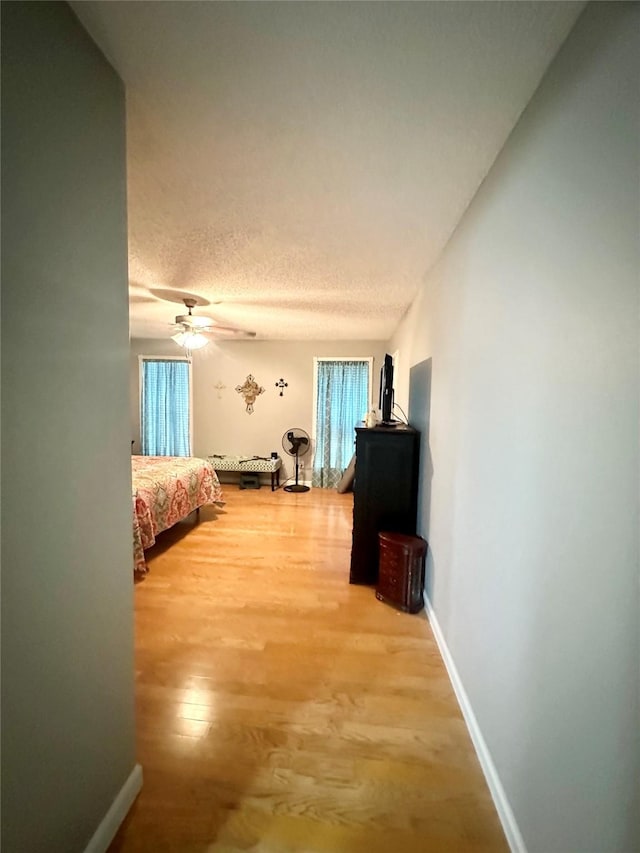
[132,455,224,572]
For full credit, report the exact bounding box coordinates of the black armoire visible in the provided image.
[349,422,420,585]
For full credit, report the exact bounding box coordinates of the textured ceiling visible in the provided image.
[72,1,583,341]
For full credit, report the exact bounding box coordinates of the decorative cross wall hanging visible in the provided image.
[275,378,288,397]
[213,380,227,399]
[235,374,265,414]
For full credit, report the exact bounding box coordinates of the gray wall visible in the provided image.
[1,3,136,851]
[130,338,386,482]
[391,4,639,852]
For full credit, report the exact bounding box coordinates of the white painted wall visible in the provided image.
[130,339,387,484]
[1,4,136,851]
[391,4,639,851]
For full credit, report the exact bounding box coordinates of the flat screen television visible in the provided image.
[379,353,394,424]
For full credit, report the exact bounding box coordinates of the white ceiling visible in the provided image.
[72,1,583,341]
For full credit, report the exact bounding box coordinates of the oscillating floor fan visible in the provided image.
[282,428,311,493]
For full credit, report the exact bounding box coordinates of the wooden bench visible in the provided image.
[208,454,282,491]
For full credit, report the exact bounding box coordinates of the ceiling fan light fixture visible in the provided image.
[171,330,209,350]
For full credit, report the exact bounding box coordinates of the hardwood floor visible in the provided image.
[109,486,507,852]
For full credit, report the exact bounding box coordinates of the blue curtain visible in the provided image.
[312,360,369,488]
[141,359,191,456]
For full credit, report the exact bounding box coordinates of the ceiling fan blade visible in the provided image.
[203,326,257,338]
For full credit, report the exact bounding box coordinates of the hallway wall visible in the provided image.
[390,4,639,851]
[1,4,136,850]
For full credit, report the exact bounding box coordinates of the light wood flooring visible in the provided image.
[109,486,507,853]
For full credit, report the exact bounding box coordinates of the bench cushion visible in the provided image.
[209,454,281,473]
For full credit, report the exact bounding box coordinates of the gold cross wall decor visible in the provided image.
[235,374,265,414]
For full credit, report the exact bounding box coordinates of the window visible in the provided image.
[140,357,192,456]
[312,357,372,488]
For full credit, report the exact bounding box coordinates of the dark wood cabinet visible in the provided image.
[349,422,420,585]
[376,531,427,613]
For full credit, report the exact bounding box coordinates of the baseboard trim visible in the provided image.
[83,763,143,853]
[425,597,526,853]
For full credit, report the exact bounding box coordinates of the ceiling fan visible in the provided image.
[171,298,256,351]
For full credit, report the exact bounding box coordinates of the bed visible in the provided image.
[132,455,224,573]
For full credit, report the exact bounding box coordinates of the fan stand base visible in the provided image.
[284,484,310,493]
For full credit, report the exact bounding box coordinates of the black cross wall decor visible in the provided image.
[275,378,288,396]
